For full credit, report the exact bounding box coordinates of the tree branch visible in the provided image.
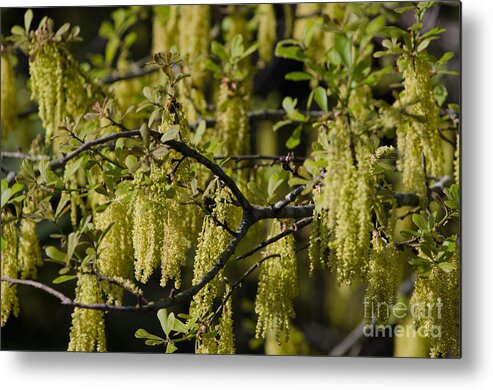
[235,217,313,262]
[1,277,150,312]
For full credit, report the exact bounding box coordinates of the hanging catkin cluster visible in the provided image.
[1,212,19,327]
[364,231,400,325]
[255,221,298,344]
[397,55,445,200]
[293,3,346,62]
[192,184,240,317]
[196,292,235,354]
[28,25,97,154]
[310,106,375,285]
[152,5,210,121]
[454,134,460,184]
[410,255,460,358]
[95,198,134,305]
[132,166,190,289]
[1,51,17,137]
[68,273,106,352]
[215,78,250,157]
[17,192,44,280]
[18,219,43,280]
[152,6,180,54]
[257,4,277,66]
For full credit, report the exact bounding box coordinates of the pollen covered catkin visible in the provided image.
[255,221,298,344]
[364,231,400,325]
[192,185,240,317]
[68,273,106,352]
[152,6,179,54]
[217,292,235,354]
[215,78,250,157]
[410,255,460,358]
[1,51,16,137]
[257,4,276,66]
[312,113,375,285]
[29,34,97,154]
[1,212,19,327]
[18,219,43,280]
[397,55,445,199]
[95,198,134,305]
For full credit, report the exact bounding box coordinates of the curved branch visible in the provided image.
[1,277,150,312]
[235,217,313,262]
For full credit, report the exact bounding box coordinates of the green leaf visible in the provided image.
[64,158,85,183]
[192,120,207,146]
[334,32,352,68]
[275,41,307,62]
[160,125,180,143]
[394,5,415,14]
[157,308,168,336]
[272,120,292,132]
[166,312,176,337]
[285,125,302,149]
[285,71,312,81]
[52,275,77,284]
[145,339,165,346]
[24,9,33,32]
[412,214,428,231]
[173,318,188,334]
[55,23,71,38]
[314,86,328,112]
[438,262,455,273]
[366,15,385,34]
[105,37,120,66]
[282,96,297,116]
[267,174,283,199]
[135,328,164,341]
[11,25,25,36]
[400,230,420,239]
[1,188,11,208]
[433,84,448,107]
[45,246,66,262]
[55,192,71,218]
[247,181,264,199]
[166,342,177,353]
[211,41,228,61]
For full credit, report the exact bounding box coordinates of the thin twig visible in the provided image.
[1,277,150,312]
[235,217,313,262]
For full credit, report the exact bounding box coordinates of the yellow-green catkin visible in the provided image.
[293,3,345,63]
[410,255,460,358]
[397,55,445,199]
[454,133,460,184]
[257,4,277,66]
[1,51,17,137]
[132,189,164,284]
[312,111,374,284]
[192,185,240,317]
[255,221,298,344]
[217,293,235,354]
[364,231,400,325]
[68,273,106,352]
[95,198,134,305]
[178,5,210,90]
[195,330,218,354]
[132,164,191,289]
[215,78,250,157]
[29,35,97,154]
[152,5,180,54]
[18,219,43,280]
[1,212,19,327]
